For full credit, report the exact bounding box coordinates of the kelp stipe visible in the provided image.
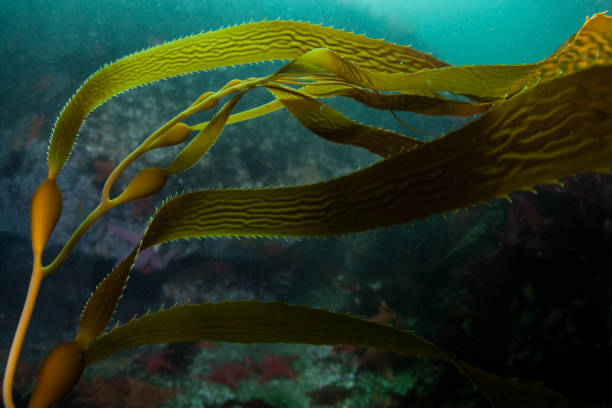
[3,14,611,408]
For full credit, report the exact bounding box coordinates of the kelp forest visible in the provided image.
[2,13,612,408]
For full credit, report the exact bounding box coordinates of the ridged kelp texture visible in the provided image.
[297,13,612,100]
[265,84,424,158]
[142,65,612,246]
[540,12,612,80]
[283,11,611,100]
[47,21,447,176]
[280,47,538,98]
[47,15,611,177]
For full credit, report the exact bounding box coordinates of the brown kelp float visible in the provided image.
[3,14,611,408]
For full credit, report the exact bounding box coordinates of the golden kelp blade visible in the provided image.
[301,83,493,116]
[278,13,611,100]
[141,65,612,246]
[47,14,611,178]
[83,301,450,366]
[192,100,285,131]
[74,249,138,346]
[81,301,600,408]
[273,13,610,106]
[167,91,246,175]
[189,83,491,137]
[47,21,446,177]
[278,47,537,98]
[265,84,423,157]
[540,12,612,81]
[186,11,609,147]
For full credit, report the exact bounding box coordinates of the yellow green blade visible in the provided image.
[167,91,246,175]
[191,100,285,131]
[75,248,138,346]
[141,65,612,246]
[47,20,445,177]
[265,84,423,158]
[83,300,600,408]
[301,83,493,116]
[538,13,612,81]
[276,13,611,100]
[83,300,449,366]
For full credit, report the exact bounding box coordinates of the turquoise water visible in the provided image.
[348,0,608,63]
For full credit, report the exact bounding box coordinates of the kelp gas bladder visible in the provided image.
[3,14,612,408]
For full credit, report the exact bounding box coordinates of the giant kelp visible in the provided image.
[2,14,611,408]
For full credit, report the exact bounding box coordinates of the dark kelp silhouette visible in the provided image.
[3,14,611,408]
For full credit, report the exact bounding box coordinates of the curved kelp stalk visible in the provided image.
[3,14,611,408]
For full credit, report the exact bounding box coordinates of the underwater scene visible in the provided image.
[1,0,611,407]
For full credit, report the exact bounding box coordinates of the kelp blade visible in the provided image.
[84,301,600,408]
[278,47,538,99]
[46,21,446,177]
[75,249,138,346]
[84,301,450,366]
[142,65,612,246]
[46,14,611,176]
[300,83,493,116]
[276,12,612,100]
[265,84,423,157]
[167,91,246,175]
[539,12,612,80]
